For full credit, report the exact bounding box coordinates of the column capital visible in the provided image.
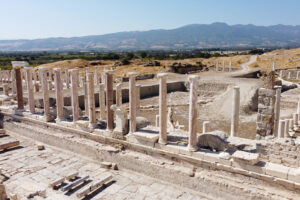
[157,73,168,78]
[188,75,200,82]
[128,72,137,77]
[233,86,240,90]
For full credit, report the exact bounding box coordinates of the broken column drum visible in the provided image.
[187,75,200,151]
[231,86,240,137]
[128,72,137,134]
[106,70,114,131]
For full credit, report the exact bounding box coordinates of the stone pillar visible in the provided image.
[297,71,300,80]
[293,113,298,130]
[83,75,89,116]
[65,69,70,89]
[229,60,232,72]
[284,119,290,138]
[257,88,275,137]
[156,115,159,127]
[187,75,199,151]
[157,73,168,144]
[136,84,141,115]
[40,67,52,121]
[222,60,225,71]
[278,120,285,138]
[11,70,16,96]
[99,83,106,120]
[216,60,219,71]
[273,86,281,137]
[272,61,276,71]
[289,119,294,131]
[128,72,137,134]
[25,67,35,114]
[94,66,99,85]
[70,69,79,122]
[116,83,122,107]
[106,70,114,131]
[3,84,8,96]
[288,71,291,79]
[87,72,96,129]
[203,121,210,134]
[54,68,64,121]
[297,101,300,123]
[231,86,240,137]
[15,68,24,110]
[280,70,283,79]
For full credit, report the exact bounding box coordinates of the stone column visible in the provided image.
[273,86,281,137]
[297,71,300,80]
[83,75,89,116]
[284,119,290,138]
[157,73,168,144]
[3,84,8,96]
[136,84,141,115]
[70,69,79,122]
[54,68,64,121]
[203,121,210,134]
[94,66,99,85]
[15,67,24,110]
[11,70,16,96]
[99,83,106,120]
[297,101,300,123]
[280,70,283,79]
[229,60,232,72]
[231,86,240,137]
[25,67,35,114]
[272,61,276,71]
[156,115,159,127]
[128,72,137,134]
[216,60,219,71]
[106,70,114,131]
[65,69,70,89]
[87,72,96,129]
[222,60,225,71]
[188,75,199,151]
[116,83,122,107]
[288,71,291,79]
[40,67,52,121]
[293,113,298,130]
[278,120,285,138]
[289,119,294,131]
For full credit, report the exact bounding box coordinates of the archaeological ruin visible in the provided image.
[0,57,299,199]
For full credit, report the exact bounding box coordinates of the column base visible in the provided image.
[158,138,167,145]
[187,145,198,152]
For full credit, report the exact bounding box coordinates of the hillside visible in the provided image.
[2,23,300,51]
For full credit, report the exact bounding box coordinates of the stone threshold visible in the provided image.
[2,110,300,191]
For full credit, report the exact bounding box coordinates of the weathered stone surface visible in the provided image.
[136,116,151,130]
[232,150,260,165]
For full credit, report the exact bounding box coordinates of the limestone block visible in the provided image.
[232,150,260,165]
[100,162,112,169]
[287,167,300,183]
[136,116,151,129]
[264,162,289,179]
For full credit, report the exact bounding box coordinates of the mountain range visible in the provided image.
[1,22,300,51]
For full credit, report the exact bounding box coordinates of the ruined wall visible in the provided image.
[256,88,275,136]
[257,140,300,168]
[280,69,300,79]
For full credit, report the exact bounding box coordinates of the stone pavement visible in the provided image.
[0,133,206,200]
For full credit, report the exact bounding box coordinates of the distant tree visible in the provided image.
[140,51,147,59]
[249,49,264,55]
[125,52,134,60]
[121,58,130,65]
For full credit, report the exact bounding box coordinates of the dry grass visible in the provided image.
[249,48,300,70]
[36,55,251,78]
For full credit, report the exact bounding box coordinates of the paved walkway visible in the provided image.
[0,132,206,200]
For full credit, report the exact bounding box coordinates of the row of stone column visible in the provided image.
[215,60,232,72]
[279,69,300,80]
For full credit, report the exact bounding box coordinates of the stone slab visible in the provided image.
[232,150,260,165]
[264,162,290,179]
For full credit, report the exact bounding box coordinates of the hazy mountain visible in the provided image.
[1,22,300,51]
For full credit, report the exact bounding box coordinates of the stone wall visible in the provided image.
[256,88,275,136]
[257,139,300,168]
[280,69,300,79]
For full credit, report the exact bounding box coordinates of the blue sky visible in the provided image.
[0,0,299,39]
